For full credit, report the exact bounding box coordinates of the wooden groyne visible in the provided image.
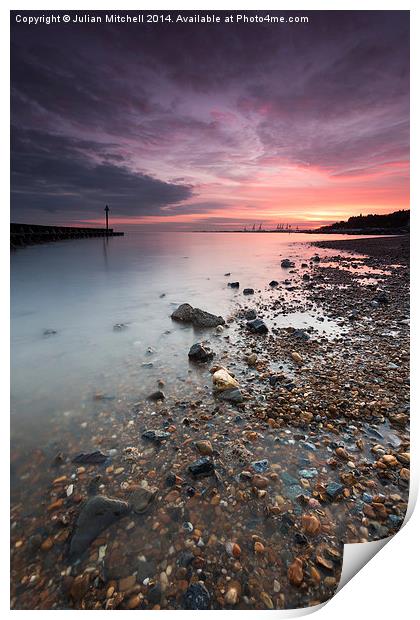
[11,223,124,249]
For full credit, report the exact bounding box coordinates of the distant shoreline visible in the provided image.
[312,234,409,264]
[192,229,407,235]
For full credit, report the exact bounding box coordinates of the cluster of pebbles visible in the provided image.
[10,238,409,610]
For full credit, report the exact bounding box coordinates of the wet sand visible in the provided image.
[11,237,410,610]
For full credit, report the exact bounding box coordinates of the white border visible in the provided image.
[3,1,417,617]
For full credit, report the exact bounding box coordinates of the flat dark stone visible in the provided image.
[69,495,130,561]
[148,583,162,605]
[251,459,269,473]
[218,387,243,403]
[188,342,214,362]
[188,457,215,477]
[130,487,157,514]
[247,318,268,334]
[269,280,279,287]
[243,288,254,295]
[137,560,156,582]
[326,482,344,500]
[147,390,165,401]
[142,429,170,443]
[244,309,257,320]
[184,583,211,610]
[228,282,240,288]
[72,451,108,465]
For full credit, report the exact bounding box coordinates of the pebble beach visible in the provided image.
[10,234,410,610]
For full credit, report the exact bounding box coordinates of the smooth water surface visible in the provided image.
[11,232,375,447]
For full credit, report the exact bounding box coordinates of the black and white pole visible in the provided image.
[105,205,109,235]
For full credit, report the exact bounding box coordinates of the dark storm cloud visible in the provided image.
[10,10,409,225]
[11,127,193,219]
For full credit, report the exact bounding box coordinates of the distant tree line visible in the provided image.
[315,209,409,232]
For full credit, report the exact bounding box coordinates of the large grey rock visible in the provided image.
[69,495,130,560]
[171,303,195,322]
[171,303,225,328]
[171,304,225,327]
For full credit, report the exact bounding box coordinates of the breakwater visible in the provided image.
[11,223,124,249]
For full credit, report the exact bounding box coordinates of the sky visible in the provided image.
[11,10,409,230]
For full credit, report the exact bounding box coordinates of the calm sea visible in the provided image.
[11,231,370,449]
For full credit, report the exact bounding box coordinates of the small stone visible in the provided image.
[245,353,258,366]
[247,318,268,334]
[126,594,141,609]
[147,583,162,605]
[188,343,215,363]
[288,558,304,586]
[243,288,254,295]
[70,573,90,603]
[212,368,239,391]
[254,541,265,554]
[41,537,54,551]
[326,482,344,500]
[130,486,157,514]
[291,352,303,364]
[400,468,410,481]
[72,450,108,465]
[188,457,215,477]
[113,323,127,331]
[260,591,274,609]
[251,459,269,473]
[147,390,165,402]
[316,554,334,570]
[119,575,136,591]
[195,440,213,456]
[335,447,349,460]
[218,388,243,403]
[141,429,170,444]
[301,514,321,536]
[252,474,269,489]
[183,583,211,610]
[226,542,241,558]
[224,581,241,605]
[244,308,257,320]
